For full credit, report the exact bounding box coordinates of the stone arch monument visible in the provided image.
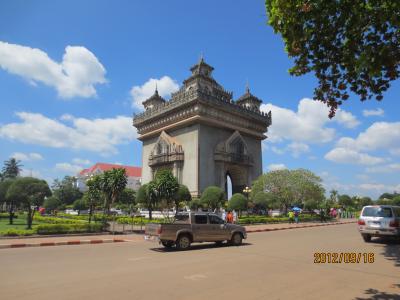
[133,58,271,197]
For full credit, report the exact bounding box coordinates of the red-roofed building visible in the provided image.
[76,163,142,191]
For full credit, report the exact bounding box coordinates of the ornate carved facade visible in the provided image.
[133,58,272,196]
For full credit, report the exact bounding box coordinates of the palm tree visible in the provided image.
[2,158,23,179]
[99,168,127,224]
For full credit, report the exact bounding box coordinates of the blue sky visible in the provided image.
[0,0,399,199]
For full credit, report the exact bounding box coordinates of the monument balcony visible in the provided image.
[214,152,253,165]
[148,152,184,167]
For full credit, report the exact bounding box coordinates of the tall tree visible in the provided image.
[6,177,51,229]
[0,179,16,224]
[2,158,23,179]
[173,184,192,211]
[266,1,400,117]
[99,168,127,218]
[200,186,225,211]
[338,194,354,208]
[252,169,325,213]
[329,190,339,203]
[148,169,179,211]
[73,198,88,215]
[43,196,62,215]
[227,193,248,216]
[52,176,82,205]
[85,175,103,223]
[136,183,156,220]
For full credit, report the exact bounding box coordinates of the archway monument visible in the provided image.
[133,58,272,197]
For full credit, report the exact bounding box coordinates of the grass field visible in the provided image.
[0,215,39,230]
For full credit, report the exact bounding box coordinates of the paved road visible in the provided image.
[1,223,399,300]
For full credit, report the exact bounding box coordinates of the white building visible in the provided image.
[76,163,142,192]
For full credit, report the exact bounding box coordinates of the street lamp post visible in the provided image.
[243,186,252,201]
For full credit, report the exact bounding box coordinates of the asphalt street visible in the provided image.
[1,223,399,300]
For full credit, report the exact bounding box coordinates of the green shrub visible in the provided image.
[0,228,36,236]
[116,217,164,225]
[36,223,103,234]
[34,216,87,224]
[237,214,332,224]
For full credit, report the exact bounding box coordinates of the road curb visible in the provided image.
[246,221,357,234]
[0,238,130,250]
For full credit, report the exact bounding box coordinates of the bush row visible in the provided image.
[116,217,164,225]
[34,215,87,224]
[0,223,103,236]
[35,223,103,235]
[0,228,36,236]
[237,215,332,224]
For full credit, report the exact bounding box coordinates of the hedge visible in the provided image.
[116,217,164,225]
[237,214,332,225]
[0,228,35,236]
[35,223,103,235]
[34,215,87,224]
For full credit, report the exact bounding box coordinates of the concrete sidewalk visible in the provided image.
[0,219,357,249]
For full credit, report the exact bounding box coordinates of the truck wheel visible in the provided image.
[161,241,174,248]
[230,233,243,246]
[176,235,191,250]
[362,234,371,243]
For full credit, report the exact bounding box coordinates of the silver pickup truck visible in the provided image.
[144,212,247,250]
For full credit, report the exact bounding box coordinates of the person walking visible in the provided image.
[288,210,294,223]
[226,211,234,223]
[221,209,226,222]
[294,210,299,224]
[233,210,238,224]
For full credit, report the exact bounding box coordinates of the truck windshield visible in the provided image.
[362,207,393,217]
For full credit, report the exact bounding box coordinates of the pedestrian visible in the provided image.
[221,209,226,222]
[233,210,238,223]
[226,211,234,223]
[332,208,337,219]
[294,210,299,224]
[288,210,294,223]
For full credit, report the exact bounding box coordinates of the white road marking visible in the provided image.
[128,257,148,262]
[184,274,207,281]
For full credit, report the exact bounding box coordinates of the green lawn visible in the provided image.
[0,215,40,230]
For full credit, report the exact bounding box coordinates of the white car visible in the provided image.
[358,205,400,242]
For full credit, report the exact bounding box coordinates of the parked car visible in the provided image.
[144,212,247,250]
[358,205,400,242]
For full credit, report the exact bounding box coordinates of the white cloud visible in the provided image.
[0,41,106,98]
[324,147,385,165]
[268,163,287,171]
[55,163,83,174]
[366,163,400,174]
[359,183,400,193]
[0,112,137,154]
[270,146,285,155]
[287,142,310,158]
[260,98,359,144]
[72,158,91,165]
[10,152,43,161]
[336,122,400,153]
[130,76,179,110]
[20,168,42,178]
[362,108,384,117]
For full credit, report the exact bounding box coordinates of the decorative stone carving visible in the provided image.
[214,131,253,166]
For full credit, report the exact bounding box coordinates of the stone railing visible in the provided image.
[148,152,184,167]
[214,152,253,165]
